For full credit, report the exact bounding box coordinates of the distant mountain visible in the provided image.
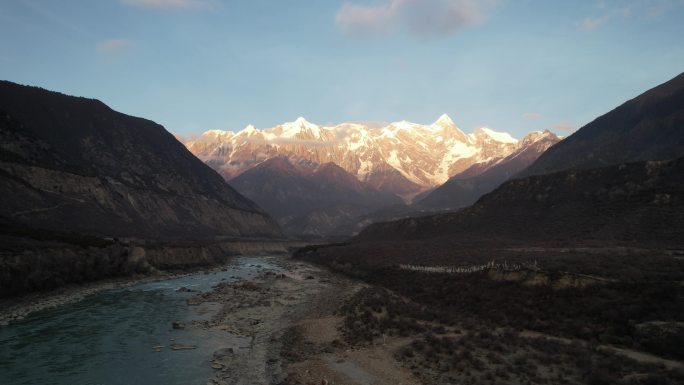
[417,130,561,210]
[522,72,684,177]
[0,81,281,239]
[184,114,545,199]
[357,157,684,246]
[229,157,404,237]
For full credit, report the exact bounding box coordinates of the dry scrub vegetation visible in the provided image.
[298,245,684,384]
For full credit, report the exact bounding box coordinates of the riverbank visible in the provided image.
[0,239,313,326]
[0,229,312,298]
[0,266,210,326]
[187,257,422,385]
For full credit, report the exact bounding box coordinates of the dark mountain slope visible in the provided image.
[522,72,684,176]
[0,81,281,239]
[229,157,404,237]
[357,157,684,246]
[418,130,560,210]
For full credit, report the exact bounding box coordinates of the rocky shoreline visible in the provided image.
[183,257,421,385]
[1,255,422,385]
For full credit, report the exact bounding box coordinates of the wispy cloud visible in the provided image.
[579,0,682,31]
[552,122,577,133]
[97,39,130,55]
[522,112,543,121]
[580,17,605,31]
[336,0,499,39]
[121,0,211,10]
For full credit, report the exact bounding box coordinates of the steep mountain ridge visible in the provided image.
[522,72,684,176]
[0,81,281,239]
[356,157,684,246]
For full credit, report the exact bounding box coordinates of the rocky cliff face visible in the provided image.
[522,72,684,177]
[0,81,281,240]
[184,115,539,199]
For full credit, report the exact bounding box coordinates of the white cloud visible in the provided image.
[121,0,210,9]
[580,17,605,31]
[336,0,499,38]
[522,112,543,120]
[551,122,577,133]
[97,39,130,55]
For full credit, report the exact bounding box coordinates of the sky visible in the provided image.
[1,0,683,138]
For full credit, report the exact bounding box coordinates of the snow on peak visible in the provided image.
[240,124,258,135]
[280,117,321,138]
[294,116,309,125]
[521,129,559,144]
[475,127,518,143]
[389,120,422,131]
[433,113,456,128]
[204,129,232,137]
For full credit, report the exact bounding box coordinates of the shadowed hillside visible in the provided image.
[358,157,684,247]
[0,81,281,240]
[230,157,403,237]
[522,72,684,177]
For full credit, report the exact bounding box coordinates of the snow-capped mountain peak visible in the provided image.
[279,116,321,138]
[432,113,456,129]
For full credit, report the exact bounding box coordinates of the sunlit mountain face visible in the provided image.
[184,114,558,200]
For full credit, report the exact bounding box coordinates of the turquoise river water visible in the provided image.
[0,256,280,385]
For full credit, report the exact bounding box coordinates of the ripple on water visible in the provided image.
[0,256,282,385]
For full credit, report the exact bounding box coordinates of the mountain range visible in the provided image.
[184,115,562,236]
[184,114,548,200]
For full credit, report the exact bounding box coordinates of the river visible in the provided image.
[0,256,281,385]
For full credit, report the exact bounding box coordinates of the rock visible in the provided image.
[170,343,197,350]
[213,348,235,359]
[172,321,186,329]
[176,286,194,292]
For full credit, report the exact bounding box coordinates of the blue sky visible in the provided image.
[1,0,683,138]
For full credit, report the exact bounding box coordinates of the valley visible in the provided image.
[5,249,680,385]
[1,4,683,382]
